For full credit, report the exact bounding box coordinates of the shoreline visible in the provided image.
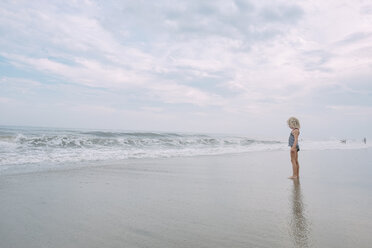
[1,146,371,177]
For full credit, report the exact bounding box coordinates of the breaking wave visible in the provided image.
[0,126,369,173]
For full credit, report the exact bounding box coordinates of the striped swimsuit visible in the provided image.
[288,129,300,152]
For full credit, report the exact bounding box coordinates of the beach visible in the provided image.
[1,148,371,248]
[2,0,372,247]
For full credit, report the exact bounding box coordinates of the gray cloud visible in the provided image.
[360,4,372,15]
[336,32,372,46]
[97,0,304,44]
[260,4,304,24]
[300,50,333,72]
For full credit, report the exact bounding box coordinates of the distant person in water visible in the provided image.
[287,117,300,179]
[363,137,367,144]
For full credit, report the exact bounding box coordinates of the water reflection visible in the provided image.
[289,179,311,247]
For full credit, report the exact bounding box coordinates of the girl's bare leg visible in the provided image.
[289,150,298,179]
[295,151,300,177]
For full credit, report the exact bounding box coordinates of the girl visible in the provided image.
[287,117,300,179]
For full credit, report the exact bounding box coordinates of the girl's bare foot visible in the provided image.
[288,176,298,179]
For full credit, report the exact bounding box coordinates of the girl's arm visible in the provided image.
[291,129,299,151]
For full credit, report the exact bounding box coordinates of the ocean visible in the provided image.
[0,125,369,174]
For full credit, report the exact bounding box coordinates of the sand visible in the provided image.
[1,148,371,248]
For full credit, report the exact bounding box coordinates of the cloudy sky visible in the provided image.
[1,0,371,139]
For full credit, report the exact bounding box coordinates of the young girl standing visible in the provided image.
[287,117,300,179]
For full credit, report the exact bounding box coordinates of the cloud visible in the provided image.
[0,97,14,103]
[336,32,372,45]
[326,105,372,116]
[360,4,372,15]
[260,3,303,24]
[4,54,149,88]
[300,49,333,72]
[71,104,117,114]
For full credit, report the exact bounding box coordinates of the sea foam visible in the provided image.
[0,126,369,173]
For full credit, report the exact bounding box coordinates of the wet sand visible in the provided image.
[0,148,371,248]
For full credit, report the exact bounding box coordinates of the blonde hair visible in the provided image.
[287,117,300,129]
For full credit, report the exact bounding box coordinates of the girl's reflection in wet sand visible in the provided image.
[289,179,311,247]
